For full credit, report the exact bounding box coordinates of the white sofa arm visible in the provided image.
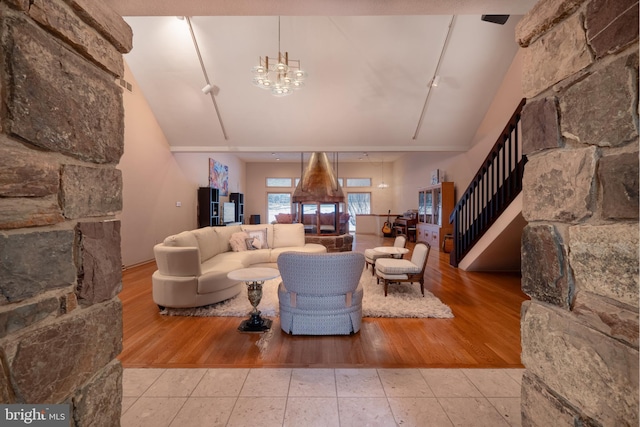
[153,244,202,277]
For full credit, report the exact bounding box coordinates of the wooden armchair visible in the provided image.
[374,241,431,297]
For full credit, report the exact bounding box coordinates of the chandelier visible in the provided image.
[251,17,307,97]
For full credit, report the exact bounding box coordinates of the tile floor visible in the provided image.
[121,367,524,427]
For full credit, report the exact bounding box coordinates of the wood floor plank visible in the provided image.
[118,234,529,368]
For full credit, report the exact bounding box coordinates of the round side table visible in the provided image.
[373,246,409,258]
[227,267,280,333]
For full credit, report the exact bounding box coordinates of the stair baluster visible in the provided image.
[449,99,526,267]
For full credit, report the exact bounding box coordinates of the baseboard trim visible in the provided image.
[122,259,155,271]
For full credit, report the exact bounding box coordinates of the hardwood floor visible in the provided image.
[118,234,528,369]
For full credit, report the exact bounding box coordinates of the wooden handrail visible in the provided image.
[449,99,526,267]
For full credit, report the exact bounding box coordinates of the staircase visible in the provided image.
[449,99,526,268]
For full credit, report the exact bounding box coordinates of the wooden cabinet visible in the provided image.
[229,192,244,224]
[417,223,440,249]
[197,187,220,227]
[417,182,454,250]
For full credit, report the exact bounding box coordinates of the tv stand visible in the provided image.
[230,192,244,224]
[197,187,220,227]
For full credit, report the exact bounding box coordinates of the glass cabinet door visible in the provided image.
[418,191,426,222]
[434,188,441,225]
[425,192,433,223]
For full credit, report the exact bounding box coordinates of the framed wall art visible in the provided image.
[209,158,229,196]
[430,169,440,185]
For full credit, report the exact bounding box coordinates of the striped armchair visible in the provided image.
[364,234,407,273]
[277,251,365,335]
[375,241,431,297]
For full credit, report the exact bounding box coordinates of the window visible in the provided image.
[347,192,371,232]
[267,193,291,223]
[266,178,292,187]
[346,178,371,187]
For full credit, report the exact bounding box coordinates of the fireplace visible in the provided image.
[292,152,346,236]
[292,153,352,251]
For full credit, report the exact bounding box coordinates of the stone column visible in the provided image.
[0,1,131,426]
[517,0,638,425]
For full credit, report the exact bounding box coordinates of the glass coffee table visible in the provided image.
[227,267,280,333]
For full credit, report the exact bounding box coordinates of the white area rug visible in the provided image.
[161,269,454,319]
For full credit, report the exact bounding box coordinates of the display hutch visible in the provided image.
[417,182,455,250]
[197,187,220,227]
[229,192,244,224]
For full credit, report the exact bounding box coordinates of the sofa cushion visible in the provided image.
[204,250,270,270]
[229,232,250,252]
[375,258,421,274]
[247,229,268,248]
[153,244,201,276]
[273,223,305,248]
[246,237,262,250]
[241,227,269,249]
[213,225,242,253]
[163,230,198,248]
[242,224,274,248]
[191,227,219,263]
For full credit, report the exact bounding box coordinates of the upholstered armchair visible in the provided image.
[277,251,365,335]
[364,234,407,273]
[375,241,431,297]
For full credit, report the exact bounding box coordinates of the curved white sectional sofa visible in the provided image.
[152,223,326,308]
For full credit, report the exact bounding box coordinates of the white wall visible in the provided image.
[171,153,246,205]
[395,49,525,212]
[117,63,244,267]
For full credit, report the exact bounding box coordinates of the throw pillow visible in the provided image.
[245,237,262,250]
[276,213,292,224]
[246,228,269,249]
[229,232,250,252]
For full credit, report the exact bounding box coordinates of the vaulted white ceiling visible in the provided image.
[106,0,535,162]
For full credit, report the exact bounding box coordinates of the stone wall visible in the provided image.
[0,0,131,426]
[304,234,354,252]
[517,0,639,425]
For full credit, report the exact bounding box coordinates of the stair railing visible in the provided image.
[449,98,526,267]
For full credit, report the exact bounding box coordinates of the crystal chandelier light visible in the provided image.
[251,17,307,97]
